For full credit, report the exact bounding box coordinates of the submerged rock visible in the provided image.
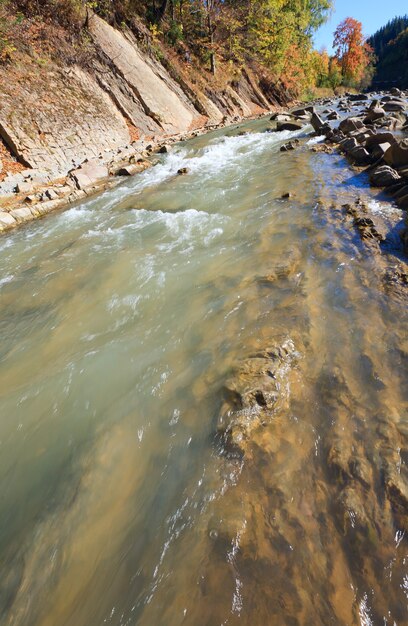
[216,339,298,456]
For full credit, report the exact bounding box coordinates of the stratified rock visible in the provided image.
[0,211,17,229]
[15,181,33,195]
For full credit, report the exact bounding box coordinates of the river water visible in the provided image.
[0,112,407,626]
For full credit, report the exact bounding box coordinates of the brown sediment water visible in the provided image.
[0,113,407,626]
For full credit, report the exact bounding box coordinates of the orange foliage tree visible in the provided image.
[333,17,373,85]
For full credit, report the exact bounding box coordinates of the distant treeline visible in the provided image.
[368,15,408,88]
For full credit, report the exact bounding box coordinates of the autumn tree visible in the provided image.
[333,17,373,85]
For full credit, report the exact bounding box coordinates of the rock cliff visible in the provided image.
[0,13,289,190]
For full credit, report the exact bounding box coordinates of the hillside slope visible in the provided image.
[0,12,291,190]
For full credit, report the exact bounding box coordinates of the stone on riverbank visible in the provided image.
[276,120,305,132]
[384,139,408,168]
[339,117,364,133]
[70,160,109,190]
[369,165,401,187]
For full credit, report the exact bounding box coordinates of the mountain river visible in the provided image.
[0,109,408,626]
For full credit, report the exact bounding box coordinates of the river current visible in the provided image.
[0,112,407,626]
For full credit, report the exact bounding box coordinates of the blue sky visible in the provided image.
[314,0,408,52]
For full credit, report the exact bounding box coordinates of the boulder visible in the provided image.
[384,139,408,168]
[310,112,325,133]
[365,132,397,150]
[0,211,17,229]
[270,112,293,121]
[348,93,369,101]
[383,101,406,112]
[390,87,402,97]
[364,107,385,123]
[115,164,142,176]
[339,137,359,152]
[157,144,170,154]
[348,145,371,164]
[369,165,401,187]
[291,105,315,117]
[280,139,300,152]
[70,160,109,190]
[368,99,380,110]
[276,120,305,131]
[339,117,365,133]
[371,142,392,159]
[352,129,375,144]
[327,111,340,120]
[177,167,189,175]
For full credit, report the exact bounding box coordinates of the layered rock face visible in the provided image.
[0,66,130,176]
[0,14,282,182]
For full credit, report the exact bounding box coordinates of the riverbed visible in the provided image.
[0,112,407,626]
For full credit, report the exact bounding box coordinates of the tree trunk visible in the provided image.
[207,5,216,75]
[155,0,168,22]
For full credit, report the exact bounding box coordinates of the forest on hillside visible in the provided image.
[0,1,406,95]
[368,15,408,89]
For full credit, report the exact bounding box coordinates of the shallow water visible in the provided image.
[0,113,408,626]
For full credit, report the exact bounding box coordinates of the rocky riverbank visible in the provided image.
[0,10,295,234]
[0,110,283,234]
[279,88,408,251]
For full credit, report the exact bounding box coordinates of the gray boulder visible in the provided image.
[339,136,359,152]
